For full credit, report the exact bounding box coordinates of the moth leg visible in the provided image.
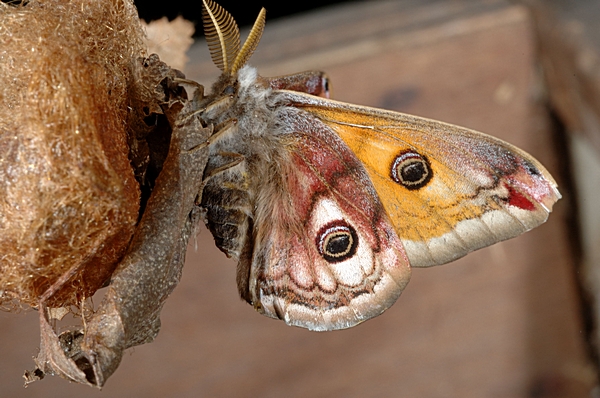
[176,107,206,126]
[172,81,209,126]
[203,152,245,180]
[182,124,214,154]
[181,116,238,155]
[207,118,237,145]
[173,78,204,103]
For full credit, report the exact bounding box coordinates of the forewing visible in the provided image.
[277,91,561,267]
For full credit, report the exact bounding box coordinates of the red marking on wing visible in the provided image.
[505,183,536,211]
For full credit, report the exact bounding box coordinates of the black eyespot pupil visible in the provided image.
[401,161,426,182]
[326,233,350,255]
[223,85,235,95]
[391,151,432,190]
[316,221,358,263]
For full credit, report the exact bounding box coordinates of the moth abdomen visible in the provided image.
[203,202,250,260]
[201,161,254,260]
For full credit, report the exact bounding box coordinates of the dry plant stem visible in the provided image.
[28,92,211,388]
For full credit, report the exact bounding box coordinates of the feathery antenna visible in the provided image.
[202,0,240,73]
[231,7,266,74]
[202,1,267,76]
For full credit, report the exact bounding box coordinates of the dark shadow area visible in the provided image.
[135,1,350,36]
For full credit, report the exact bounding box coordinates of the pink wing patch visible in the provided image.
[247,111,411,331]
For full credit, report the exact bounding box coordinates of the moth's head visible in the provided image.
[202,0,266,82]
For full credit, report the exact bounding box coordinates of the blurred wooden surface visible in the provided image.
[0,0,595,396]
[526,0,600,372]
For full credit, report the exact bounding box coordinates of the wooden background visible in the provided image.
[0,0,596,396]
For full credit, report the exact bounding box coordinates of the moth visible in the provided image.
[197,0,561,331]
[6,0,561,387]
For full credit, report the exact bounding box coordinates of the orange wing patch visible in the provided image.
[317,120,491,242]
[283,93,560,267]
